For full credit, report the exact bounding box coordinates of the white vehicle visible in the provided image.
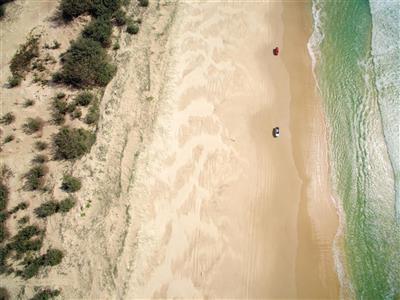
[272,127,280,138]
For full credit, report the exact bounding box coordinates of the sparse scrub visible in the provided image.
[3,134,14,144]
[85,101,99,125]
[0,211,8,223]
[32,154,48,164]
[10,36,39,78]
[30,289,61,300]
[34,201,59,218]
[61,175,81,192]
[83,18,113,48]
[57,38,116,87]
[58,197,75,213]
[23,99,35,107]
[9,225,42,255]
[51,97,68,125]
[22,248,63,279]
[0,112,15,125]
[7,75,22,88]
[9,202,28,214]
[35,141,48,151]
[66,102,77,114]
[23,117,44,134]
[52,127,95,160]
[71,108,82,119]
[75,91,93,107]
[24,165,48,190]
[18,216,29,225]
[0,182,9,210]
[60,0,92,20]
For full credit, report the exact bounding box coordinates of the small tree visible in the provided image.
[82,18,113,48]
[42,249,63,266]
[52,127,95,160]
[61,175,81,192]
[60,0,92,20]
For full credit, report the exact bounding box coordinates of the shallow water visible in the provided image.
[309,0,400,298]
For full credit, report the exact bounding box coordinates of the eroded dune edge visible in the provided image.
[1,0,340,299]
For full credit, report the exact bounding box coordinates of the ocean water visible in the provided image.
[308,0,400,299]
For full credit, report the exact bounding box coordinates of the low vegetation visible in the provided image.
[55,37,116,87]
[59,0,92,20]
[138,0,149,7]
[23,117,44,135]
[32,154,48,164]
[61,175,81,192]
[85,101,99,125]
[24,165,48,191]
[75,91,93,107]
[127,22,139,35]
[0,287,10,300]
[35,141,48,151]
[0,112,15,125]
[82,17,113,48]
[35,197,75,218]
[23,99,35,107]
[52,127,95,160]
[3,134,14,144]
[30,289,61,300]
[22,248,63,279]
[10,35,40,79]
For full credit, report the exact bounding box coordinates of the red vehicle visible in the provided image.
[273,47,279,56]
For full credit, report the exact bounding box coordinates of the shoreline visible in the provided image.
[282,1,340,298]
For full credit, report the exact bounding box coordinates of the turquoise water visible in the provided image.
[308,0,400,299]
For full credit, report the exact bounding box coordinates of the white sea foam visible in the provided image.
[369,0,400,221]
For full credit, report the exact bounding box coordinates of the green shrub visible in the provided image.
[85,102,99,125]
[42,249,63,266]
[113,42,120,50]
[32,154,48,164]
[126,23,139,35]
[34,201,59,218]
[83,18,112,48]
[71,108,82,119]
[7,75,22,88]
[0,112,15,125]
[56,92,66,99]
[0,211,8,223]
[60,0,92,20]
[30,289,61,300]
[23,99,35,107]
[0,224,8,243]
[51,97,68,125]
[75,91,93,106]
[10,36,39,78]
[24,165,48,190]
[90,0,121,18]
[58,197,75,213]
[35,141,48,151]
[0,5,5,19]
[23,117,44,134]
[9,201,28,214]
[138,0,149,7]
[52,127,95,160]
[22,259,41,279]
[11,238,42,254]
[3,134,14,144]
[0,182,9,210]
[113,9,126,26]
[58,37,116,87]
[18,216,29,225]
[66,102,77,114]
[61,175,81,192]
[14,225,41,240]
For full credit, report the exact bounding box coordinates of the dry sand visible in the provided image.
[1,0,339,299]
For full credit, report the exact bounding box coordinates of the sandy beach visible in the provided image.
[1,0,339,298]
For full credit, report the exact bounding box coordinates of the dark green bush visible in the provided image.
[0,224,8,243]
[52,127,95,160]
[0,112,15,125]
[0,182,9,210]
[138,0,149,7]
[3,134,14,144]
[35,141,48,151]
[14,225,41,241]
[83,18,112,48]
[0,5,5,18]
[7,75,22,88]
[113,42,120,50]
[0,211,8,223]
[66,102,77,114]
[30,289,61,300]
[60,0,92,20]
[85,102,99,125]
[42,249,63,266]
[126,22,139,35]
[90,0,121,18]
[58,197,75,213]
[32,154,48,164]
[34,201,59,218]
[11,238,42,254]
[9,201,28,214]
[75,91,93,106]
[61,175,81,192]
[51,97,68,125]
[113,9,126,26]
[22,259,41,279]
[10,36,39,78]
[24,165,48,190]
[58,38,116,87]
[18,216,29,225]
[71,108,82,119]
[56,92,66,99]
[23,117,44,134]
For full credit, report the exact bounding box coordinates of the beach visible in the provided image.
[0,0,341,298]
